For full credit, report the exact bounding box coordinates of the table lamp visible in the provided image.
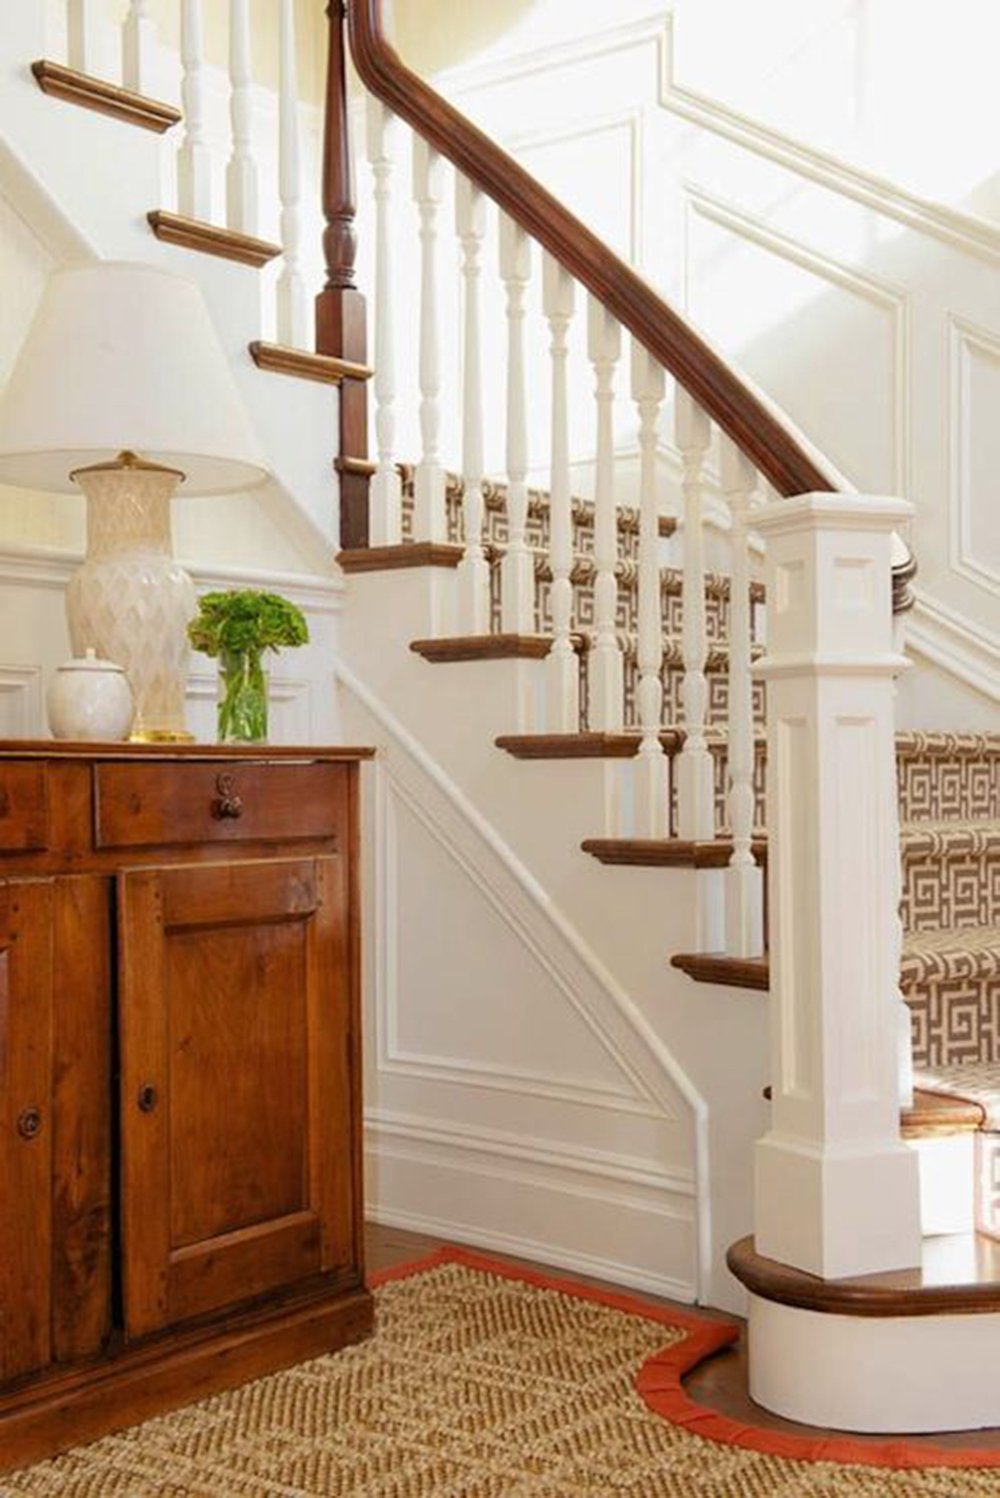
[0,261,269,741]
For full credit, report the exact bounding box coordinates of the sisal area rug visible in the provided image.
[4,1246,1000,1497]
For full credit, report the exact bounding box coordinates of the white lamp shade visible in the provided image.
[0,261,269,494]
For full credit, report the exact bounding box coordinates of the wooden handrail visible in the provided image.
[345,0,837,499]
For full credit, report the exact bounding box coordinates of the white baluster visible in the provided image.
[178,0,213,222]
[543,256,578,732]
[67,0,99,74]
[499,216,533,634]
[123,0,155,94]
[412,138,447,542]
[455,176,490,631]
[276,0,309,348]
[365,97,402,545]
[631,343,668,834]
[588,299,623,732]
[226,0,258,235]
[674,389,714,840]
[720,435,763,956]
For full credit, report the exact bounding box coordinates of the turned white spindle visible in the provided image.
[720,435,763,957]
[276,0,308,348]
[455,176,490,632]
[499,216,533,634]
[67,0,99,75]
[123,0,155,94]
[365,96,402,545]
[412,138,447,542]
[631,344,668,835]
[674,389,714,840]
[178,0,212,222]
[226,0,258,235]
[588,299,624,732]
[543,256,578,732]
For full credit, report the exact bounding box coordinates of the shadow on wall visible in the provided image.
[389,0,540,76]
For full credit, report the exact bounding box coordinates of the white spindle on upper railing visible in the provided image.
[720,434,763,956]
[455,176,490,632]
[543,255,578,731]
[178,0,212,222]
[412,138,447,542]
[588,298,623,732]
[276,0,308,348]
[674,389,714,841]
[499,215,533,634]
[631,344,668,835]
[226,0,258,235]
[365,96,402,545]
[122,0,155,94]
[66,0,99,75]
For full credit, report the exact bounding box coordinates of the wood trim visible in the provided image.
[496,732,670,760]
[31,60,182,133]
[339,543,464,573]
[147,212,281,267]
[345,2,837,500]
[0,742,374,762]
[410,635,583,663]
[727,1235,1000,1318]
[901,1089,986,1140]
[671,952,769,989]
[584,838,766,869]
[249,341,373,385]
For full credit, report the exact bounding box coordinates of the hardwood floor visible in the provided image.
[365,1223,1000,1452]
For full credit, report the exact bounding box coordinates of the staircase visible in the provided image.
[4,0,1000,1441]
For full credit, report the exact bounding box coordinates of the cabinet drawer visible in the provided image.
[0,762,49,852]
[94,762,344,850]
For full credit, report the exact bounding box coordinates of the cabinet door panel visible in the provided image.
[0,880,54,1380]
[119,857,354,1339]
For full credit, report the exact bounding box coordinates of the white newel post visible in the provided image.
[123,1,155,94]
[675,389,714,841]
[412,138,447,542]
[226,0,258,234]
[499,215,533,634]
[631,344,668,835]
[178,0,213,222]
[543,255,578,732]
[455,176,490,633]
[588,299,624,732]
[720,435,763,957]
[366,96,402,545]
[753,493,921,1280]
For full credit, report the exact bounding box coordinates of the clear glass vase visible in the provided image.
[217,647,269,743]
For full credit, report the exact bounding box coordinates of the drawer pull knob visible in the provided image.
[212,773,244,820]
[17,1107,42,1140]
[137,1084,158,1114]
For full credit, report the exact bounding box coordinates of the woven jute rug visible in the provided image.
[5,1246,1000,1497]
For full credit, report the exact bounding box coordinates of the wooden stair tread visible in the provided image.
[497,732,682,760]
[249,342,373,384]
[339,543,463,573]
[584,838,766,869]
[671,952,769,990]
[901,1087,987,1138]
[913,1064,1000,1132]
[728,1233,1000,1317]
[148,211,281,266]
[32,60,181,133]
[411,635,584,662]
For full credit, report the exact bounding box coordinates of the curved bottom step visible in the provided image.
[729,1233,1000,1432]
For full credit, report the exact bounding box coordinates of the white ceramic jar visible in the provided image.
[47,649,135,742]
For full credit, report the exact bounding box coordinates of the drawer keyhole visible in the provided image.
[137,1084,159,1114]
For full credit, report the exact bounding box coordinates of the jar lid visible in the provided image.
[56,647,126,674]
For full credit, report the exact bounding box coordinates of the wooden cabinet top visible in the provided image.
[0,741,375,763]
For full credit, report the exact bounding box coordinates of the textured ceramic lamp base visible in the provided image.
[68,456,196,742]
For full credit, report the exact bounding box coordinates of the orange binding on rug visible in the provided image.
[371,1245,1000,1471]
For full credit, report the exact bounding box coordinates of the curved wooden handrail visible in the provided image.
[346,0,837,499]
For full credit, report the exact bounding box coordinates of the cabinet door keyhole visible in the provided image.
[17,1107,42,1140]
[137,1084,158,1114]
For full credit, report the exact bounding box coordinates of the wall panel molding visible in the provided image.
[948,315,1000,597]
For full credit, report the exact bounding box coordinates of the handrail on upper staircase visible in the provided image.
[343,0,836,501]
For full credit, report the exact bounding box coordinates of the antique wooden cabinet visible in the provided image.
[0,742,374,1473]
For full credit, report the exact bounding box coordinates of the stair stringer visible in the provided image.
[338,659,708,1302]
[0,13,339,568]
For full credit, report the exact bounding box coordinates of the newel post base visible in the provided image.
[752,494,921,1281]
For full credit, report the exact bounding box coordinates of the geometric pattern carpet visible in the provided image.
[4,1248,1000,1496]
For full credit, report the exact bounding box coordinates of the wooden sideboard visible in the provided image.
[0,741,375,1473]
